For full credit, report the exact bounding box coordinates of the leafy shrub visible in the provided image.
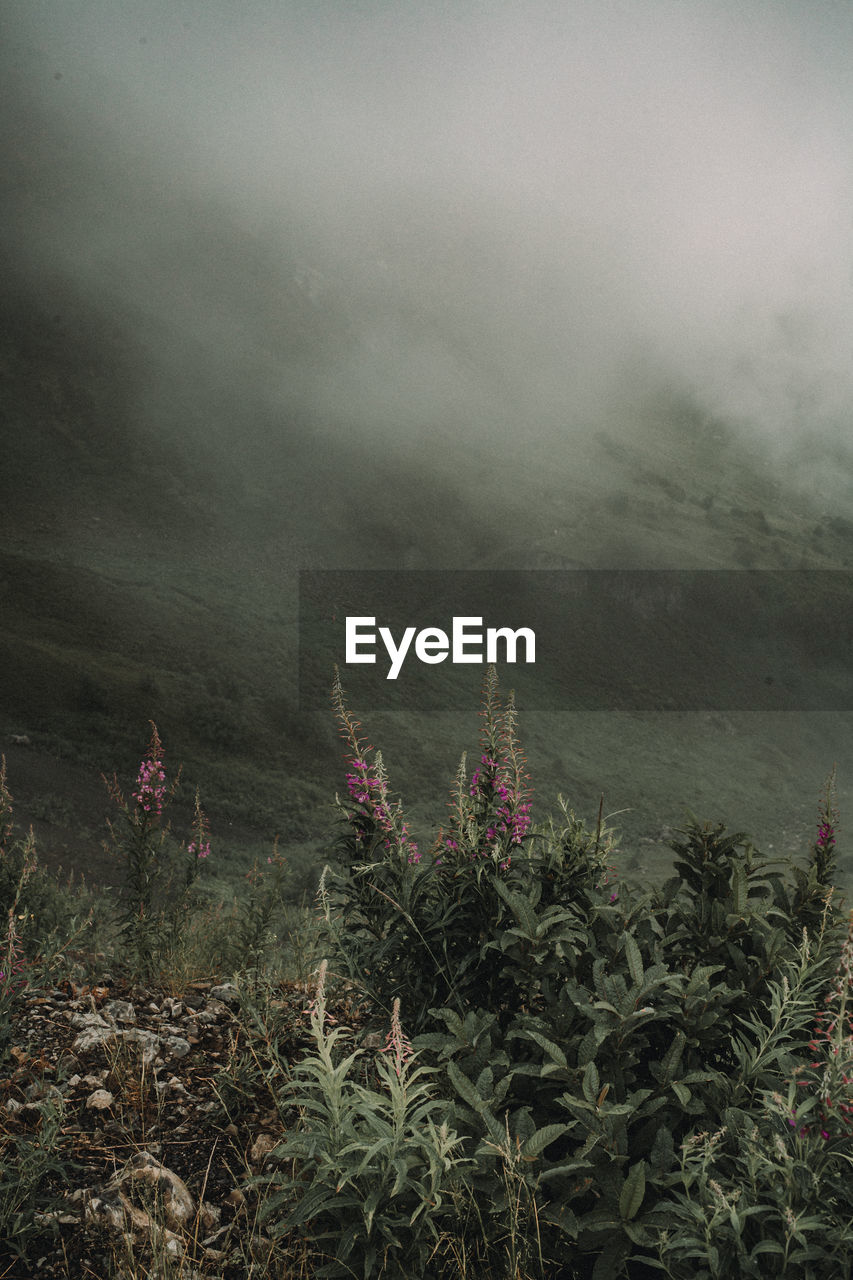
[276,668,849,1278]
[655,918,853,1278]
[254,961,469,1278]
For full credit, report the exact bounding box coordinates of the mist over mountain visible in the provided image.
[5,0,853,501]
[2,1,853,878]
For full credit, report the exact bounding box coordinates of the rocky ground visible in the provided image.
[0,971,363,1277]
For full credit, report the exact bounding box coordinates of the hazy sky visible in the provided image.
[4,0,853,485]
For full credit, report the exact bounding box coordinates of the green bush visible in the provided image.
[253,961,469,1278]
[268,668,849,1278]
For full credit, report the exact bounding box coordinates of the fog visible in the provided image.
[4,0,853,516]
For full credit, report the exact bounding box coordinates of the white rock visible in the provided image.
[70,1012,109,1030]
[108,1152,195,1232]
[86,1089,115,1111]
[104,1000,136,1025]
[122,1027,161,1065]
[73,1026,116,1054]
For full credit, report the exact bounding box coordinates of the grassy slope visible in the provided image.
[3,249,853,893]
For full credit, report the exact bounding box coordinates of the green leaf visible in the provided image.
[447,1060,483,1112]
[475,1065,494,1099]
[749,1241,786,1258]
[582,1060,600,1104]
[660,1030,686,1084]
[731,861,748,915]
[538,1160,593,1183]
[578,1027,599,1067]
[493,877,537,938]
[623,1219,652,1247]
[650,1125,674,1174]
[286,1182,339,1227]
[624,933,644,987]
[672,1081,692,1106]
[685,964,724,995]
[619,1160,646,1221]
[519,1028,569,1071]
[520,1123,569,1161]
[539,1202,579,1238]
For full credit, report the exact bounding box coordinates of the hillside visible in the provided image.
[2,260,852,887]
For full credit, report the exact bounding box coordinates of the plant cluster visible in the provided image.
[1,681,851,1278]
[265,669,851,1278]
[104,723,216,976]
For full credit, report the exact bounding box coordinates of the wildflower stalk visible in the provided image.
[185,789,211,890]
[254,965,468,1275]
[333,668,420,865]
[788,908,853,1143]
[814,767,839,888]
[104,723,214,978]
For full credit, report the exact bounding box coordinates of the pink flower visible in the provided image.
[132,725,167,816]
[382,998,413,1077]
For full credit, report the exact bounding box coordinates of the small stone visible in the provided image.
[250,1133,278,1165]
[122,1028,161,1065]
[209,983,240,1007]
[164,1036,191,1060]
[104,1000,136,1025]
[70,1012,109,1031]
[86,1089,115,1111]
[73,1026,116,1054]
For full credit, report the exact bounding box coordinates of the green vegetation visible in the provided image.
[1,674,851,1276]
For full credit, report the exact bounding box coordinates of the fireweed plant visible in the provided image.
[253,960,469,1279]
[324,666,542,1028]
[295,670,853,1277]
[105,723,211,975]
